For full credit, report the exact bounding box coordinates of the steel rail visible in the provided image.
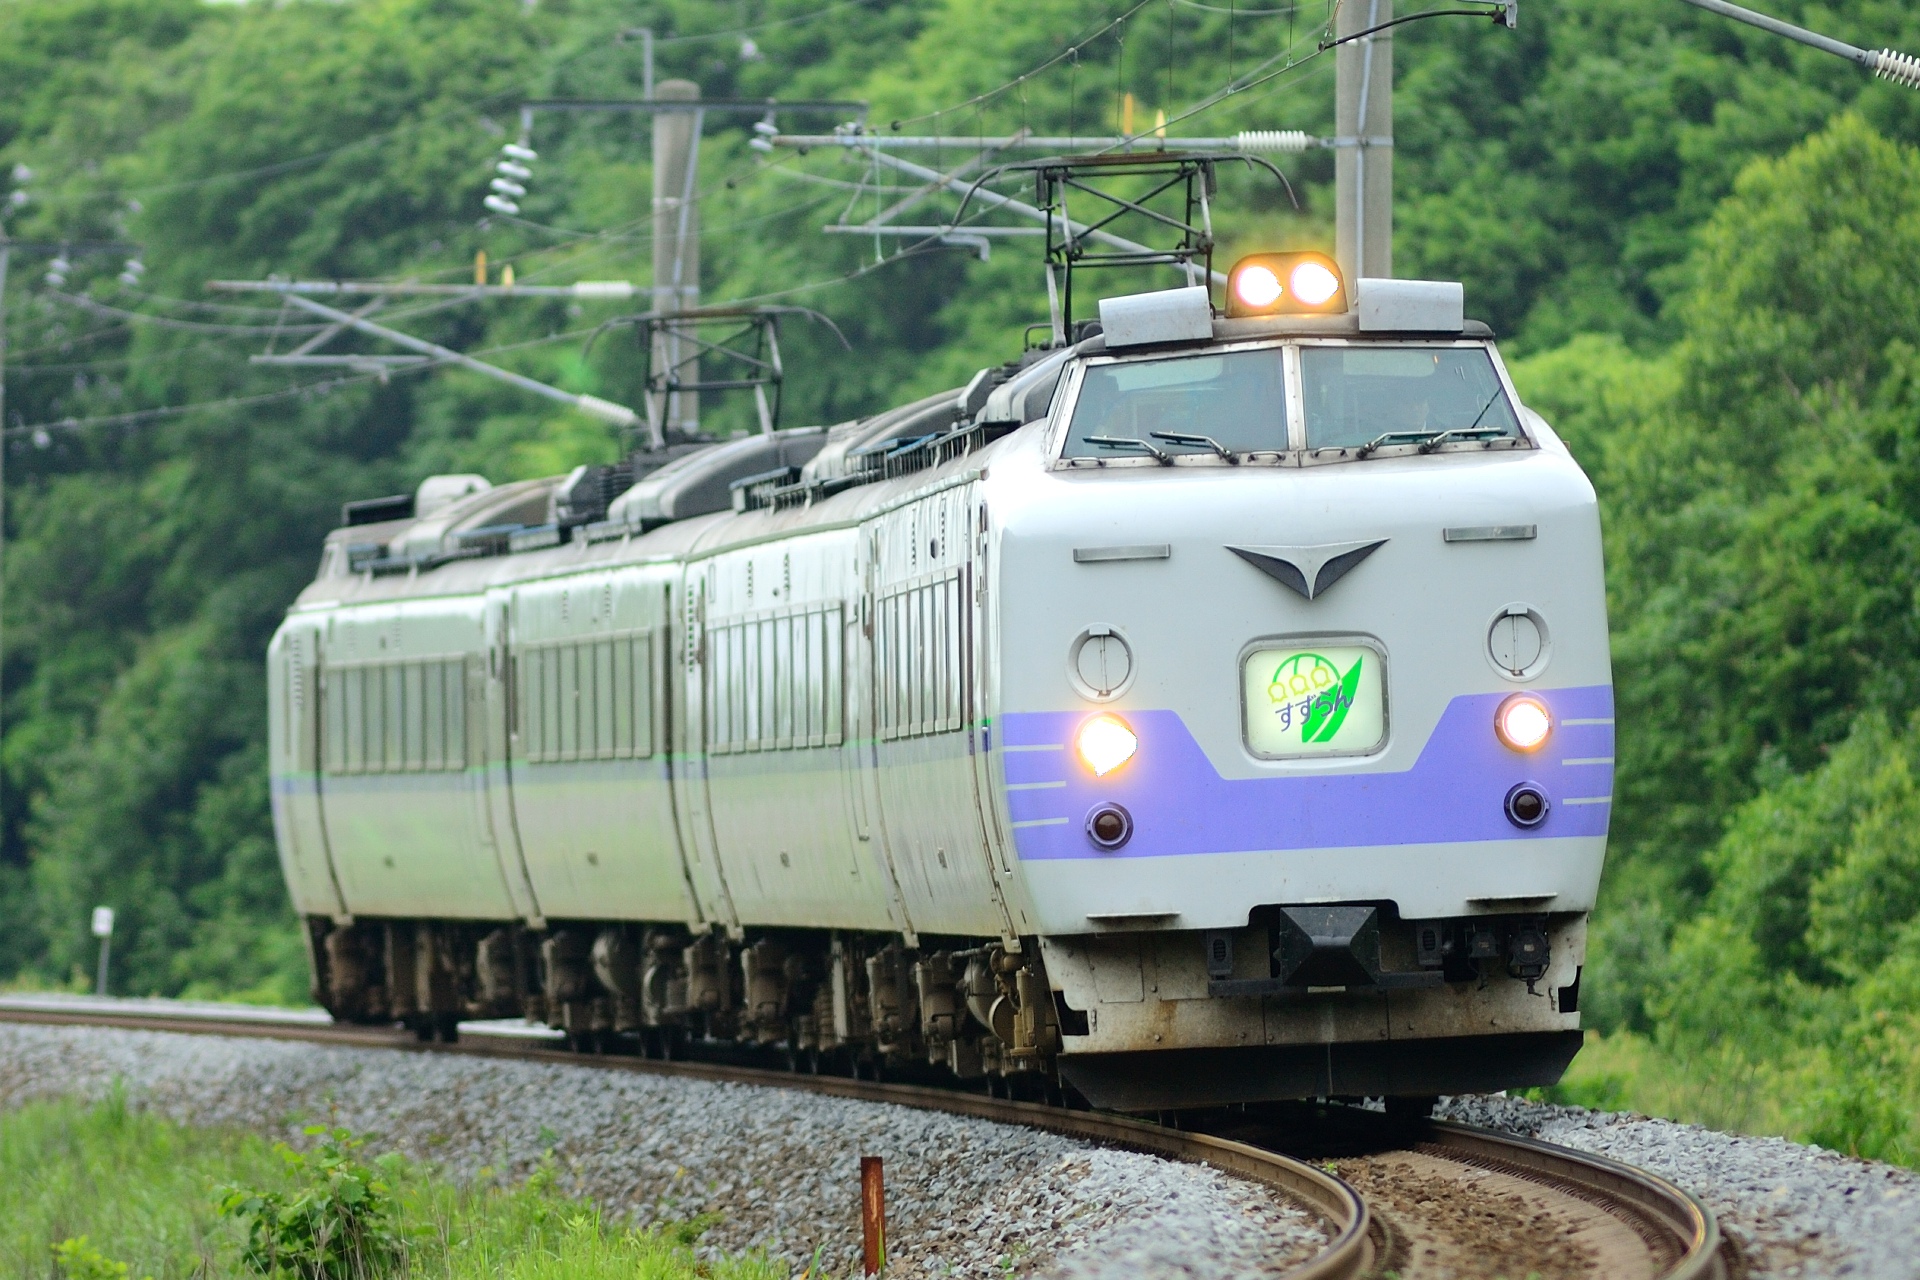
[1208,1103,1732,1280]
[0,1000,1374,1280]
[0,999,1732,1276]
[1420,1120,1730,1280]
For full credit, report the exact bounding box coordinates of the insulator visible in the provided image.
[501,142,538,162]
[489,177,527,197]
[753,119,778,136]
[483,194,520,216]
[1875,48,1920,90]
[496,160,533,181]
[749,137,774,153]
[1234,130,1313,154]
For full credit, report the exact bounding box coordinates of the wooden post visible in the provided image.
[860,1154,885,1275]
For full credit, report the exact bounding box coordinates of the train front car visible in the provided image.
[993,259,1609,1109]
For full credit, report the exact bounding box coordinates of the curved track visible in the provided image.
[0,996,1728,1280]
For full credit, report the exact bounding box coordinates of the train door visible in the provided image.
[963,500,1020,888]
[865,485,1017,939]
[845,527,917,939]
[669,564,739,929]
[483,592,544,924]
[268,619,347,920]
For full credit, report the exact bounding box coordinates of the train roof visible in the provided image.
[305,274,1499,609]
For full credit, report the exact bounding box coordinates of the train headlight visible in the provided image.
[1290,260,1342,306]
[1076,714,1138,777]
[1232,264,1284,310]
[1225,251,1348,317]
[1495,694,1552,753]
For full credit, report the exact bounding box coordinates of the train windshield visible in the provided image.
[1063,349,1286,459]
[1300,345,1520,451]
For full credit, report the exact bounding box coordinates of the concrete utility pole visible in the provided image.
[1335,0,1394,285]
[652,80,703,440]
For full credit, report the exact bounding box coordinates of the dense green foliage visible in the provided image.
[1511,114,1920,1160]
[217,1127,408,1279]
[0,1097,773,1279]
[5,0,1920,1158]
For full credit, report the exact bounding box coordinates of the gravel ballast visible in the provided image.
[0,1021,1324,1278]
[1437,1095,1920,1279]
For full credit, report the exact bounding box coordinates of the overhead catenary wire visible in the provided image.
[50,291,331,336]
[888,0,1162,130]
[3,0,744,215]
[4,319,614,439]
[6,0,1328,438]
[1174,0,1304,14]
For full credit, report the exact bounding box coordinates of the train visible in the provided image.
[268,249,1610,1110]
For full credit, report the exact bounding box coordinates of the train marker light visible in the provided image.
[1224,252,1348,318]
[1494,693,1552,752]
[1076,714,1138,777]
[1085,802,1135,850]
[1505,781,1550,828]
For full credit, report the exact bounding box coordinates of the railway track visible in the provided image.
[0,995,1730,1280]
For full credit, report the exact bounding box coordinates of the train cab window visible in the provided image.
[1300,345,1521,451]
[1063,349,1286,460]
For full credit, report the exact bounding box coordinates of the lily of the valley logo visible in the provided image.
[1266,651,1362,744]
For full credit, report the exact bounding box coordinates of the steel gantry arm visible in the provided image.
[272,291,642,428]
[1676,0,1920,86]
[814,141,1231,288]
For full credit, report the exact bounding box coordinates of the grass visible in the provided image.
[1528,1029,1803,1140]
[0,1093,786,1280]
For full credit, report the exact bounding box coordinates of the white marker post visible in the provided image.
[90,906,113,996]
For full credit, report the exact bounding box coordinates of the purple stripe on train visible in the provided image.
[998,685,1614,860]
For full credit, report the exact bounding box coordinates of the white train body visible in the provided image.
[270,286,1609,1108]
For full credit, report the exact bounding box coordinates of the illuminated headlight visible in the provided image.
[1232,264,1284,310]
[1494,694,1552,752]
[1290,261,1341,306]
[1076,714,1138,777]
[1224,251,1348,318]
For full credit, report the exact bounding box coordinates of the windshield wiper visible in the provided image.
[1356,429,1443,458]
[1150,431,1239,463]
[1357,423,1509,458]
[1085,435,1174,465]
[1417,425,1510,453]
[1357,385,1518,458]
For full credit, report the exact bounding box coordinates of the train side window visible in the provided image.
[517,634,656,763]
[876,573,966,741]
[403,662,426,771]
[318,657,473,776]
[446,659,468,770]
[559,643,581,763]
[707,606,843,754]
[328,668,346,774]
